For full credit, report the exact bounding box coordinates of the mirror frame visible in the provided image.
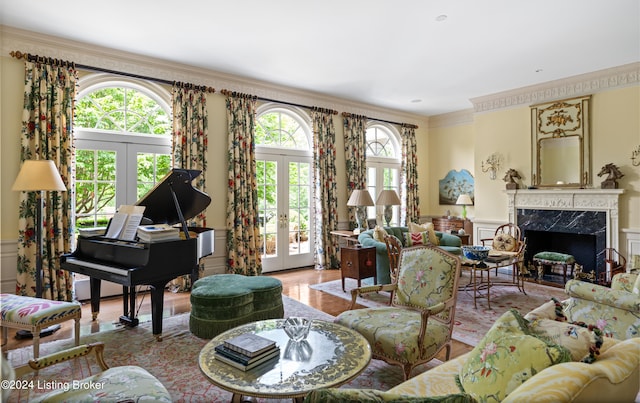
[531,95,591,188]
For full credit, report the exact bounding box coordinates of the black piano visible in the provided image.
[61,169,214,339]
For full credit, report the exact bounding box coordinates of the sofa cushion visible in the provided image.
[528,319,597,362]
[303,389,477,403]
[458,309,571,402]
[408,222,439,246]
[373,225,389,242]
[404,231,434,247]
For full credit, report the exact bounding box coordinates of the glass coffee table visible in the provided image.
[199,319,371,402]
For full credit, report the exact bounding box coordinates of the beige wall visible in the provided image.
[427,85,640,230]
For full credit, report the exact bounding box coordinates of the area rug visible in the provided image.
[6,295,441,403]
[309,271,568,346]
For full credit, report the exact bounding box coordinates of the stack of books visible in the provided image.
[214,333,280,371]
[136,224,180,242]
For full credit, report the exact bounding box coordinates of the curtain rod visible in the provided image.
[10,50,215,93]
[221,89,338,115]
[342,112,419,129]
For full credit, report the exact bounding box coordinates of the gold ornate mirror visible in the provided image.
[531,95,591,188]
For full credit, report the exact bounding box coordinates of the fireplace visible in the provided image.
[517,209,605,282]
[506,189,623,284]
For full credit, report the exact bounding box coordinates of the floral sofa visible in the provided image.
[563,272,639,340]
[358,225,462,284]
[305,277,640,402]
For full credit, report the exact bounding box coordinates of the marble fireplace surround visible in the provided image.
[506,189,624,276]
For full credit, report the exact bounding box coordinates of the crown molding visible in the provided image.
[471,62,640,114]
[1,25,426,127]
[428,109,475,129]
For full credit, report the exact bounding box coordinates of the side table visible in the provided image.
[340,245,376,291]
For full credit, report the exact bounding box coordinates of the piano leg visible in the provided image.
[149,283,167,341]
[89,278,101,321]
[119,286,140,328]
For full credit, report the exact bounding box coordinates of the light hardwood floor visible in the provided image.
[3,268,473,360]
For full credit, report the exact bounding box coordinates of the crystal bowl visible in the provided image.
[283,317,311,342]
[462,245,491,261]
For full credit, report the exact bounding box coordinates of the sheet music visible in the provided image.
[105,205,145,240]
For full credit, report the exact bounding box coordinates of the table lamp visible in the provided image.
[456,194,473,220]
[347,189,374,234]
[376,189,401,226]
[12,160,66,298]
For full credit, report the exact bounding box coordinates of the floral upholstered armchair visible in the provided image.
[563,272,640,340]
[2,342,171,402]
[335,245,461,380]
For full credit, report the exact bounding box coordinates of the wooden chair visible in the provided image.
[481,223,524,276]
[597,248,627,287]
[383,234,402,303]
[335,245,461,380]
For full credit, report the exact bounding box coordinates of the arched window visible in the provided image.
[254,105,314,272]
[74,74,172,230]
[366,123,402,226]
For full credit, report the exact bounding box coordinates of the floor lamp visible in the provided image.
[12,160,66,338]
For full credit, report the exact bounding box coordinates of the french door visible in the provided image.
[256,153,314,272]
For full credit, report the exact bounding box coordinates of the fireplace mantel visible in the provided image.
[506,188,624,251]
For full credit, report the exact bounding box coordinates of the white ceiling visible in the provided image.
[1,0,639,116]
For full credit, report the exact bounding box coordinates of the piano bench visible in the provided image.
[0,294,81,359]
[189,274,284,338]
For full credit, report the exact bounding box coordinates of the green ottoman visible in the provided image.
[533,251,576,284]
[189,274,284,338]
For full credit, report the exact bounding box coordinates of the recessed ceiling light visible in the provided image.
[411,99,422,103]
[435,14,448,22]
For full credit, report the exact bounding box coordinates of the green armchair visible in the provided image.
[358,226,462,284]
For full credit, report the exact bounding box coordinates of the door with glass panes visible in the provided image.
[256,153,314,272]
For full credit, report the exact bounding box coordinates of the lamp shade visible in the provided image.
[347,189,374,207]
[376,189,401,206]
[455,194,473,206]
[12,160,66,192]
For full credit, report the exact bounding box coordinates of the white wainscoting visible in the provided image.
[622,228,640,270]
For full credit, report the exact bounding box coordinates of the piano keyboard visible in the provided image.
[64,257,130,277]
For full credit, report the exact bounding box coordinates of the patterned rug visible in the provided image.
[310,270,568,346]
[5,295,441,403]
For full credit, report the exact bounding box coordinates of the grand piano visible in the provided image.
[61,169,214,340]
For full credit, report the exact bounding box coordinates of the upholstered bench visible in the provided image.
[0,294,81,358]
[189,274,284,338]
[533,251,576,284]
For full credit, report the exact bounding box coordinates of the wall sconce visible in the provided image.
[481,153,502,180]
[632,145,640,167]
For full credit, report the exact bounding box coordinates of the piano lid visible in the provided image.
[135,169,211,225]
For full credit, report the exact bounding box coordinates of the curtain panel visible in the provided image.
[16,61,76,301]
[170,85,209,290]
[401,125,420,225]
[224,93,262,276]
[342,114,368,229]
[312,109,339,269]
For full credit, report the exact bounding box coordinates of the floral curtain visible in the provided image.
[401,125,420,224]
[312,108,339,269]
[170,84,210,291]
[16,60,77,301]
[224,91,262,276]
[342,114,368,229]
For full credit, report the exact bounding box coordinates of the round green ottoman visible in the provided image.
[189,274,284,338]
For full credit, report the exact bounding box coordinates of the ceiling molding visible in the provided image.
[428,109,475,129]
[471,62,640,114]
[1,25,427,127]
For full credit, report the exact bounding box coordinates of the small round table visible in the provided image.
[199,319,371,402]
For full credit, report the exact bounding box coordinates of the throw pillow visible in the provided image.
[408,222,440,246]
[527,319,596,361]
[404,231,430,247]
[523,298,567,322]
[457,309,571,401]
[491,233,517,252]
[373,225,388,242]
